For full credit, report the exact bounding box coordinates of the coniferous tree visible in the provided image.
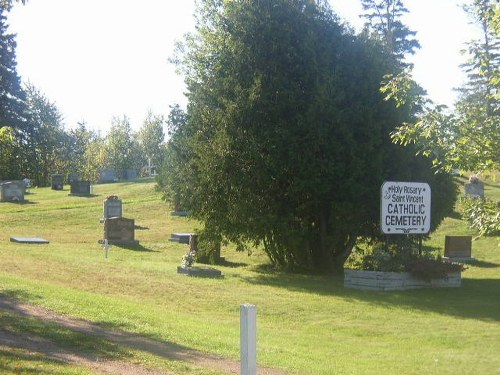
[0,6,26,130]
[361,0,420,67]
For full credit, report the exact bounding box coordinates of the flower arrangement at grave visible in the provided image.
[181,250,197,268]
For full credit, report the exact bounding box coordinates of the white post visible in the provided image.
[104,239,110,259]
[240,304,257,375]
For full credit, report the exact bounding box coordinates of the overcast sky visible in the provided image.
[7,0,478,133]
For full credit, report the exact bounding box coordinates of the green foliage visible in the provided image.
[0,7,26,130]
[137,111,165,176]
[361,0,420,66]
[460,196,500,236]
[346,242,466,281]
[22,83,66,186]
[390,0,500,173]
[162,0,457,273]
[0,180,499,374]
[106,116,144,178]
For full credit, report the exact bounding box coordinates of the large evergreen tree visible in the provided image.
[161,0,455,272]
[0,6,26,130]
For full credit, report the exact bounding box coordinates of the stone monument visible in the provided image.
[103,195,123,220]
[104,217,138,245]
[51,174,64,190]
[464,176,484,198]
[69,181,91,196]
[100,168,118,183]
[0,181,25,202]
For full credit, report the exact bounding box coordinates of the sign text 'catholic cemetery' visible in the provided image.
[381,181,431,234]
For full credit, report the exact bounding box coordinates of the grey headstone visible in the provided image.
[100,169,118,183]
[464,179,484,198]
[103,197,123,219]
[1,181,25,202]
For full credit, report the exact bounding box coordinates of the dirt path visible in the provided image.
[0,296,291,375]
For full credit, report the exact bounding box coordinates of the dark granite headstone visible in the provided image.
[104,217,137,244]
[444,235,473,260]
[67,173,79,184]
[51,174,64,190]
[69,181,91,196]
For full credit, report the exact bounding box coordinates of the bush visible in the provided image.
[460,196,500,236]
[346,242,466,281]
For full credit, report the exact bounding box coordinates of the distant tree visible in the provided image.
[82,135,107,182]
[162,0,456,272]
[0,6,26,130]
[391,0,499,172]
[0,126,21,179]
[360,0,420,67]
[22,83,66,186]
[138,111,165,176]
[66,121,98,178]
[157,104,189,209]
[0,0,27,11]
[106,116,143,178]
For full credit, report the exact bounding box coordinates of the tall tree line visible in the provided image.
[0,2,167,185]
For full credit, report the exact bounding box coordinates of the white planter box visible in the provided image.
[344,269,461,291]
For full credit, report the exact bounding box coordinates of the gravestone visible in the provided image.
[464,177,484,198]
[170,233,193,244]
[67,173,79,184]
[51,174,64,190]
[103,196,123,220]
[69,180,91,196]
[123,169,137,180]
[444,235,473,261]
[10,237,49,244]
[23,178,31,191]
[100,168,118,183]
[104,217,138,244]
[0,181,25,202]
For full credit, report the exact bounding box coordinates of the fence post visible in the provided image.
[240,304,257,375]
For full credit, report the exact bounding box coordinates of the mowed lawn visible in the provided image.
[0,178,499,375]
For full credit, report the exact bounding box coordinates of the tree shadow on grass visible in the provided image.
[240,271,500,322]
[467,259,499,268]
[4,200,37,205]
[0,289,244,373]
[111,243,158,252]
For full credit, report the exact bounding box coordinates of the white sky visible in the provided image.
[7,0,478,133]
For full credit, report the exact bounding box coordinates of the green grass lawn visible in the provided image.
[0,178,499,375]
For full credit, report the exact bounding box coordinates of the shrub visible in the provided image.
[346,242,466,281]
[460,196,500,236]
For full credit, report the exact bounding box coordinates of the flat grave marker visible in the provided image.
[10,237,49,244]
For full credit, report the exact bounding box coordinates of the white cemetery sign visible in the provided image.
[381,181,431,234]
